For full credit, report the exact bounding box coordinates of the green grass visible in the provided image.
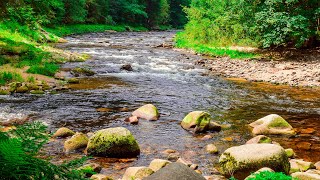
[27,62,59,76]
[0,71,24,85]
[45,24,148,37]
[175,32,257,59]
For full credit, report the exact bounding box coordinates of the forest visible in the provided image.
[0,0,320,180]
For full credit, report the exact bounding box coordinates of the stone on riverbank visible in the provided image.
[132,104,159,121]
[86,127,140,158]
[144,162,206,180]
[53,127,75,138]
[249,114,295,135]
[181,111,211,133]
[291,170,320,180]
[289,159,314,174]
[219,144,289,179]
[122,167,154,180]
[206,144,218,154]
[90,174,113,180]
[64,132,88,153]
[149,159,171,172]
[246,135,272,144]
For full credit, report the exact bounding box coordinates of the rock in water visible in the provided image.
[290,159,314,173]
[219,144,289,179]
[53,127,75,138]
[120,64,133,71]
[144,162,206,180]
[132,104,159,120]
[246,135,272,144]
[64,132,88,153]
[122,167,154,180]
[181,111,211,133]
[86,127,140,158]
[249,114,295,135]
[149,159,171,172]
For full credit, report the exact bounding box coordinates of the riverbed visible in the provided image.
[1,31,320,178]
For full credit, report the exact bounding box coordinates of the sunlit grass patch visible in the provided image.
[0,71,24,85]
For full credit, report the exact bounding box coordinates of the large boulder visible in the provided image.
[86,127,140,158]
[122,167,154,180]
[249,114,295,135]
[144,162,206,180]
[132,104,159,121]
[181,111,211,133]
[219,144,289,179]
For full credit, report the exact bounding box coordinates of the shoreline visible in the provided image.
[198,56,320,87]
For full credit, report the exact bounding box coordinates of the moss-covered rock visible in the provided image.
[71,67,95,77]
[67,78,80,84]
[30,90,45,94]
[219,144,290,179]
[285,148,295,158]
[249,114,295,135]
[64,132,88,153]
[0,90,10,95]
[246,135,272,144]
[16,85,29,93]
[132,104,159,121]
[181,111,211,133]
[149,159,171,172]
[289,159,314,174]
[122,166,154,180]
[53,127,75,138]
[86,127,140,158]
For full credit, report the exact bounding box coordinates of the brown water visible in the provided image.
[0,31,320,178]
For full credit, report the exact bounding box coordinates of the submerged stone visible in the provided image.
[86,127,140,158]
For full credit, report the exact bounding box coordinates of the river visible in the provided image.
[1,31,320,178]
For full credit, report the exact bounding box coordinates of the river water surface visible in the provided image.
[1,31,320,178]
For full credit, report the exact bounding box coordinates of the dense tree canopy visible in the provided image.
[0,0,191,28]
[181,0,320,48]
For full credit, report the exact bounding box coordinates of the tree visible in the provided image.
[63,0,87,24]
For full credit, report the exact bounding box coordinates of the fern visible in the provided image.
[0,122,90,180]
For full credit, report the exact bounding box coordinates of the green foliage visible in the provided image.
[246,171,292,180]
[176,32,256,59]
[27,62,59,76]
[181,0,320,48]
[0,71,24,86]
[0,122,90,180]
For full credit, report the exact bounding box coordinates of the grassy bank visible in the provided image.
[45,24,148,37]
[175,32,257,59]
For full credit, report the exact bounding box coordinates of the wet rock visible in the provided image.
[53,127,75,138]
[208,122,222,131]
[210,168,221,175]
[244,167,274,180]
[204,175,227,180]
[120,64,133,71]
[144,162,206,180]
[290,159,314,173]
[0,90,10,95]
[67,78,80,84]
[195,170,202,174]
[296,142,312,150]
[249,114,295,135]
[291,171,320,180]
[90,174,113,180]
[181,111,211,133]
[246,135,272,144]
[64,132,88,153]
[206,144,218,154]
[219,144,289,178]
[149,159,171,172]
[86,127,140,158]
[285,148,295,158]
[132,104,159,121]
[190,164,199,170]
[201,135,213,141]
[30,90,45,95]
[71,67,95,77]
[122,167,154,180]
[124,116,139,124]
[177,158,192,166]
[167,153,179,161]
[315,161,320,170]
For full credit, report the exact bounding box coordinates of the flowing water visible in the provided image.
[1,31,320,178]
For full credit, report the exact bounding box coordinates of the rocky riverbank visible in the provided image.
[193,50,320,87]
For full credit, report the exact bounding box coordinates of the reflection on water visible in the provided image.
[1,31,320,178]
